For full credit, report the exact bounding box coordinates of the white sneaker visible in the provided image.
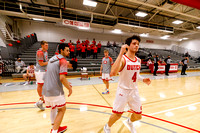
[23,81,29,86]
[123,119,137,133]
[34,101,45,111]
[103,124,111,133]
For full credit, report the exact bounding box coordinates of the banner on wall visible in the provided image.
[62,19,90,28]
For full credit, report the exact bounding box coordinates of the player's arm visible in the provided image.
[138,59,151,85]
[60,75,72,97]
[100,64,103,75]
[37,51,48,66]
[110,45,128,76]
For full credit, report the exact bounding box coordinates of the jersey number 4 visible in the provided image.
[132,72,137,82]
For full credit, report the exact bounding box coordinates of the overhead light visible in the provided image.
[32,18,44,21]
[172,20,183,24]
[160,35,170,39]
[83,0,97,7]
[136,12,148,17]
[182,37,188,40]
[112,29,122,34]
[197,26,200,29]
[140,33,149,37]
[78,27,90,30]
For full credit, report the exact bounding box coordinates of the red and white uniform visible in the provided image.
[112,55,144,114]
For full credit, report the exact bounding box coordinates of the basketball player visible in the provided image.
[100,49,113,94]
[43,43,72,133]
[103,35,151,133]
[23,63,36,85]
[35,41,48,111]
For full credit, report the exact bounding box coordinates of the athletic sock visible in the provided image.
[51,108,58,125]
[52,129,58,133]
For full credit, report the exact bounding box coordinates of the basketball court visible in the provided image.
[0,72,200,133]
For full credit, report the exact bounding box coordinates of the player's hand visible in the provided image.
[143,78,151,85]
[68,87,72,97]
[120,44,129,55]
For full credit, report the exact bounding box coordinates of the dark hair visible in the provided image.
[58,43,69,54]
[29,63,34,66]
[125,35,141,46]
[41,41,48,45]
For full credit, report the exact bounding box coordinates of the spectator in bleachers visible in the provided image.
[164,55,171,76]
[184,52,190,57]
[23,63,36,85]
[107,41,111,47]
[77,39,80,44]
[91,43,95,56]
[87,44,91,57]
[180,56,189,75]
[68,40,72,47]
[153,55,160,76]
[97,41,102,53]
[15,58,26,73]
[93,45,98,59]
[92,38,96,45]
[81,44,86,58]
[70,44,75,58]
[148,52,152,59]
[76,43,81,57]
[70,56,78,71]
[85,38,90,46]
[113,41,117,47]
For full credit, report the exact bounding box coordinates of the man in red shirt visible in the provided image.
[85,39,90,47]
[76,43,81,57]
[87,44,91,57]
[92,38,96,45]
[76,39,80,44]
[68,40,72,47]
[70,44,75,58]
[81,44,86,58]
[93,45,98,59]
[97,41,102,53]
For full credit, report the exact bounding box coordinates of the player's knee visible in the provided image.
[114,113,122,120]
[134,114,142,120]
[58,106,66,113]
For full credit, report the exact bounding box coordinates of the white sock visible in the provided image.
[52,129,58,133]
[38,100,43,104]
[51,108,58,125]
[106,124,110,129]
[128,118,133,123]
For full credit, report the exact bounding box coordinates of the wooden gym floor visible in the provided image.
[0,72,200,133]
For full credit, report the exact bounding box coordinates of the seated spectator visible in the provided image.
[107,41,111,47]
[146,59,152,67]
[70,56,78,71]
[15,58,26,73]
[23,63,36,85]
[113,41,117,47]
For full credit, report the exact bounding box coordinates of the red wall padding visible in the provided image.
[172,0,200,10]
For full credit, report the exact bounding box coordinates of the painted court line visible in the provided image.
[148,102,200,116]
[0,102,199,132]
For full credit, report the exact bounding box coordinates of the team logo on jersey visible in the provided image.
[127,65,141,70]
[104,60,107,64]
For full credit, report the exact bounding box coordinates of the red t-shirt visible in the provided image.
[76,44,81,51]
[81,46,86,52]
[94,47,98,53]
[77,40,80,44]
[87,45,91,51]
[97,43,101,48]
[70,45,75,52]
[92,40,96,45]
